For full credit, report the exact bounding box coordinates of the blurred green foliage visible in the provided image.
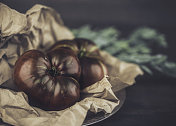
[72,25,176,77]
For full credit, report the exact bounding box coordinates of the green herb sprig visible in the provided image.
[72,25,176,77]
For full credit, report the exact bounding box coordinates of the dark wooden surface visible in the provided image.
[1,0,176,126]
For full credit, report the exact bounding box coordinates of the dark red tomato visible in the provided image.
[49,38,108,89]
[13,49,81,111]
[48,38,100,58]
[80,57,107,89]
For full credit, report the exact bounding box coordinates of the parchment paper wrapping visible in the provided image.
[0,3,143,126]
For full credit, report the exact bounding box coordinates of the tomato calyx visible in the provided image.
[47,66,59,77]
[78,48,86,58]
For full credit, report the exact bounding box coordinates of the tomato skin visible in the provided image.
[14,49,80,111]
[79,57,107,89]
[49,38,108,89]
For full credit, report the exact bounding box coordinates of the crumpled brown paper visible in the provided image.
[0,3,74,85]
[0,3,143,126]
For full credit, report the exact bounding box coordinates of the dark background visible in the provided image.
[1,0,176,126]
